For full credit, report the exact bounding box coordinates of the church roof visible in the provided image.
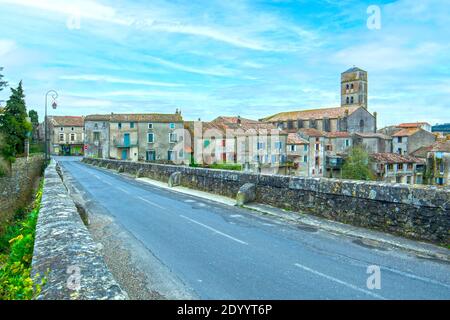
[342,67,366,74]
[261,106,361,122]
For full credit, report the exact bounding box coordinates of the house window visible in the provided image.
[346,84,349,90]
[118,123,122,129]
[148,133,154,143]
[315,157,320,166]
[315,143,320,151]
[359,119,364,132]
[94,123,98,129]
[326,145,332,151]
[59,133,64,142]
[130,122,135,129]
[169,123,175,129]
[398,163,404,170]
[70,133,76,141]
[397,148,402,154]
[93,132,100,141]
[71,127,74,131]
[304,155,308,163]
[407,163,413,170]
[169,133,177,143]
[148,123,153,129]
[407,176,412,184]
[350,83,354,90]
[60,127,64,131]
[275,142,283,149]
[257,142,265,150]
[345,139,350,147]
[346,97,350,104]
[289,145,296,152]
[398,137,403,143]
[388,164,394,171]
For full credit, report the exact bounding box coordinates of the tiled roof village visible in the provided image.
[45,67,450,186]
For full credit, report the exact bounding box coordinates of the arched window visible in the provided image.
[350,96,354,104]
[350,83,354,89]
[346,97,350,104]
[359,119,364,132]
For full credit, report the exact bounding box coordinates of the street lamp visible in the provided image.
[44,90,58,162]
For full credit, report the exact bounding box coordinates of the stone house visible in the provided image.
[109,112,184,162]
[48,116,85,156]
[185,116,288,174]
[84,115,110,159]
[412,141,450,186]
[324,132,353,178]
[286,133,309,176]
[297,128,326,177]
[84,112,184,163]
[392,127,436,156]
[370,153,425,185]
[352,132,392,154]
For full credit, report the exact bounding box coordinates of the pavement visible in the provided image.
[56,157,450,300]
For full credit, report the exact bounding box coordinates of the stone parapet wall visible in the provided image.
[0,155,45,223]
[83,158,450,245]
[31,161,127,300]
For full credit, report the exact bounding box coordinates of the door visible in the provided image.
[124,133,130,147]
[121,149,128,160]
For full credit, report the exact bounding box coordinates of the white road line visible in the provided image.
[294,263,386,300]
[137,196,168,211]
[180,215,249,246]
[117,187,131,195]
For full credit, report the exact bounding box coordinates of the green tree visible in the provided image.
[28,110,39,142]
[0,81,32,163]
[342,146,375,181]
[0,67,7,92]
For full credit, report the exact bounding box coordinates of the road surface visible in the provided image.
[58,157,450,300]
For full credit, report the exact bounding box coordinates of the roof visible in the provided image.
[287,133,309,145]
[412,141,450,158]
[261,106,361,122]
[50,116,84,127]
[325,132,351,138]
[370,153,425,164]
[354,132,392,140]
[85,113,183,123]
[392,128,421,137]
[298,128,325,138]
[342,67,366,74]
[398,122,430,128]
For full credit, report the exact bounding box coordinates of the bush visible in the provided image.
[0,181,47,300]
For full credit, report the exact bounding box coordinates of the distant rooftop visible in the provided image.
[261,106,362,122]
[342,67,366,74]
[370,153,425,164]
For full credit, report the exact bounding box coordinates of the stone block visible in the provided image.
[236,183,256,206]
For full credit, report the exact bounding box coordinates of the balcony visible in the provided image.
[326,156,344,169]
[113,137,138,148]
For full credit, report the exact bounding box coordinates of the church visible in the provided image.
[261,67,377,134]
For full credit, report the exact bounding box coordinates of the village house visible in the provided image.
[352,132,392,154]
[84,111,184,163]
[297,128,326,177]
[370,153,425,185]
[48,116,85,156]
[185,116,288,174]
[412,141,450,186]
[286,133,309,176]
[324,131,352,178]
[392,127,436,156]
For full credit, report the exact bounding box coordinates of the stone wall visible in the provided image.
[31,161,127,300]
[83,158,450,245]
[0,155,45,227]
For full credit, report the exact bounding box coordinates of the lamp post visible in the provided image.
[44,90,58,163]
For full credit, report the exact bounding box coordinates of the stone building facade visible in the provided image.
[48,116,85,156]
[392,128,436,155]
[84,115,110,159]
[370,153,425,184]
[341,67,368,109]
[353,132,392,154]
[412,141,450,186]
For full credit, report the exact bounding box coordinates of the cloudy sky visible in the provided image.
[0,0,449,128]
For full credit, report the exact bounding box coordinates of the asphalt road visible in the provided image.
[58,157,450,300]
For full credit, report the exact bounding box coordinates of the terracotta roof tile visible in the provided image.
[370,153,424,164]
[50,116,84,127]
[325,132,351,138]
[392,128,421,137]
[398,122,430,128]
[354,132,392,139]
[287,133,309,145]
[85,113,183,123]
[261,106,361,122]
[298,128,325,137]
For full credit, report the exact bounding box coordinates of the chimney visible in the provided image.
[237,115,241,125]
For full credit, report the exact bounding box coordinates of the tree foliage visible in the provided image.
[0,81,32,163]
[342,146,375,181]
[0,67,7,92]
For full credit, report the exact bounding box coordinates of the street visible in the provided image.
[58,157,450,300]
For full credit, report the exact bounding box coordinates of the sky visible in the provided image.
[0,0,449,128]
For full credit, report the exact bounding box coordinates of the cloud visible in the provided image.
[59,74,185,87]
[0,39,16,57]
